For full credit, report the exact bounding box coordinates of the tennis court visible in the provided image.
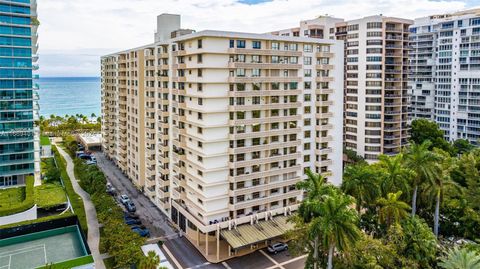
[0,225,88,269]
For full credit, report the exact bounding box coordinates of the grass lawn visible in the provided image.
[40,135,51,146]
[34,183,67,208]
[0,187,26,209]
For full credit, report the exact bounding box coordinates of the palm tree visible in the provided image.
[296,169,334,269]
[310,192,361,269]
[342,163,381,212]
[91,113,96,118]
[439,247,480,269]
[138,250,160,269]
[377,191,410,228]
[403,141,440,216]
[376,154,412,196]
[424,149,459,237]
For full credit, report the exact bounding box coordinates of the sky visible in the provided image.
[37,0,480,77]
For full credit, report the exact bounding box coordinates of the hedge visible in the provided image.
[0,176,35,217]
[52,145,88,233]
[35,255,94,269]
[0,212,74,229]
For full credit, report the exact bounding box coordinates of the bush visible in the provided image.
[74,159,107,195]
[0,212,74,229]
[52,145,88,233]
[0,176,35,217]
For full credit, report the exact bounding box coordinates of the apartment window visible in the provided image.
[197,54,203,63]
[198,69,202,77]
[271,42,280,50]
[197,156,203,162]
[304,69,312,77]
[304,81,311,89]
[198,141,203,148]
[252,55,260,63]
[198,83,203,92]
[237,40,246,48]
[252,41,261,49]
[271,55,279,63]
[197,127,203,134]
[229,40,235,48]
[367,22,382,29]
[303,44,313,52]
[197,39,203,49]
[198,112,203,119]
[304,57,312,65]
[252,110,261,118]
[236,69,246,77]
[252,69,261,77]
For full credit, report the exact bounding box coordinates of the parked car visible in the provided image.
[86,160,97,165]
[78,154,91,160]
[123,212,138,219]
[131,226,150,237]
[90,156,97,162]
[126,201,136,212]
[106,184,116,195]
[267,242,288,254]
[75,151,85,157]
[119,194,130,205]
[125,218,142,225]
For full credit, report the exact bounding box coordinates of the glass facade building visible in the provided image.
[0,0,39,187]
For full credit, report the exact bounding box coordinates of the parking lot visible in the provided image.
[94,152,306,269]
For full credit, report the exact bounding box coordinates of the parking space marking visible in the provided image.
[264,254,308,269]
[221,262,232,269]
[260,250,286,269]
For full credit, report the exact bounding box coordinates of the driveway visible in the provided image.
[94,152,177,238]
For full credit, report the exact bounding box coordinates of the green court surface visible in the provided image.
[0,226,88,269]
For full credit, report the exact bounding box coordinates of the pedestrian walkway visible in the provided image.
[54,144,105,269]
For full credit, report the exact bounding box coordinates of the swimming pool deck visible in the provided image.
[0,225,91,269]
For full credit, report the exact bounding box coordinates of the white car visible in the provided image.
[119,194,130,205]
[267,242,288,254]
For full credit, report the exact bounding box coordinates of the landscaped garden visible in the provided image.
[0,176,34,217]
[34,184,67,209]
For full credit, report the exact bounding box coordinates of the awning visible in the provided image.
[220,215,294,249]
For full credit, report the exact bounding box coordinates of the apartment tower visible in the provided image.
[409,9,480,143]
[275,15,412,161]
[0,0,40,187]
[101,14,344,261]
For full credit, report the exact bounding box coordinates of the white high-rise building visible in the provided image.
[409,9,480,143]
[274,15,413,162]
[102,14,344,262]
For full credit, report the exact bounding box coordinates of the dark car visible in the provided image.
[125,218,142,225]
[125,201,136,213]
[131,227,150,237]
[78,154,91,160]
[267,242,288,254]
[123,212,138,219]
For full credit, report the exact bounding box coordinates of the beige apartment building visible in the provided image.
[274,15,412,161]
[101,14,344,261]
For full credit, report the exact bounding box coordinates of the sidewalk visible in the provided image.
[55,144,106,269]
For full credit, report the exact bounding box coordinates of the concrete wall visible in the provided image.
[0,205,37,226]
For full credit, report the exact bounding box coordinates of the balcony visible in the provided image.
[228,62,301,70]
[228,48,302,57]
[228,76,302,83]
[228,152,301,169]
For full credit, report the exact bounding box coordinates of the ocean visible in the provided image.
[38,77,101,117]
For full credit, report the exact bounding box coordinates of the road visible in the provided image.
[94,152,306,269]
[94,152,177,238]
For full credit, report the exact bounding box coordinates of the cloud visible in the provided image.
[37,0,477,77]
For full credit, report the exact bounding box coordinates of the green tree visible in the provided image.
[312,192,361,269]
[342,164,381,212]
[295,169,336,269]
[376,154,412,196]
[377,191,410,228]
[403,141,440,216]
[395,217,437,268]
[410,119,453,153]
[424,149,459,237]
[453,139,475,155]
[439,247,480,269]
[139,251,160,269]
